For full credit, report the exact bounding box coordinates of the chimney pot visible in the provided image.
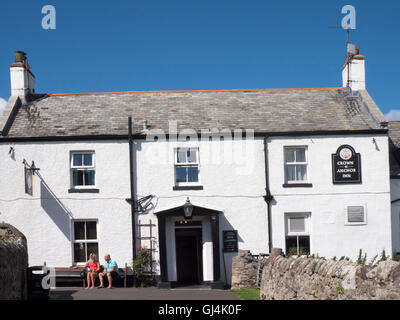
[14,51,27,63]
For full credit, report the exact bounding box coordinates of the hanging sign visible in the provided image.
[332,145,361,184]
[223,230,238,253]
[25,167,33,195]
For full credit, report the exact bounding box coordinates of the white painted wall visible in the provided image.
[0,132,393,284]
[0,141,132,268]
[268,134,392,260]
[134,137,268,284]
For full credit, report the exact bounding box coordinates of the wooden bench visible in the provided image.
[55,263,128,288]
[55,267,86,288]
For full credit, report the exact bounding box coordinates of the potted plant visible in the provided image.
[132,247,154,287]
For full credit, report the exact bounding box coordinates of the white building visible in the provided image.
[388,122,400,257]
[0,50,396,288]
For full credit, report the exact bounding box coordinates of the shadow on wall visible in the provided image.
[39,173,72,240]
[219,215,245,285]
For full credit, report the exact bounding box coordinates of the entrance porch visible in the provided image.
[155,201,223,289]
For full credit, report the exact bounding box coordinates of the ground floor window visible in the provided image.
[286,235,310,256]
[73,220,98,263]
[285,213,310,256]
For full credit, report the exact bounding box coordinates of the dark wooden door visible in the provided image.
[175,229,202,284]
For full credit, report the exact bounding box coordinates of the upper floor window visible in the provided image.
[71,152,95,188]
[175,148,199,185]
[284,147,308,184]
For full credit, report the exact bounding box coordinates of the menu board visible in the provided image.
[223,230,238,253]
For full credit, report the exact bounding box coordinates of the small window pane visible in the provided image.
[296,148,306,162]
[187,150,197,163]
[347,206,364,223]
[74,222,85,240]
[285,165,295,182]
[73,154,82,166]
[83,154,93,166]
[74,243,86,263]
[187,167,199,182]
[177,150,187,163]
[176,167,187,183]
[86,222,97,240]
[286,236,298,256]
[289,217,306,233]
[86,243,99,260]
[285,148,295,163]
[72,170,78,186]
[296,165,307,181]
[73,170,84,186]
[85,170,95,186]
[298,236,310,255]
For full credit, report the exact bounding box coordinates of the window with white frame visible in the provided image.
[73,221,98,264]
[71,152,95,188]
[285,213,311,256]
[345,206,366,225]
[284,147,308,183]
[174,148,200,185]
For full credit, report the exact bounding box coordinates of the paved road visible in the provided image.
[49,287,240,300]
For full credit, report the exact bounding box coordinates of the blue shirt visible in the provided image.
[104,259,118,273]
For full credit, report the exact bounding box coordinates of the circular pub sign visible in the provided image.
[332,145,362,184]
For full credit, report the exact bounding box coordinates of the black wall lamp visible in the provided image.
[183,197,194,220]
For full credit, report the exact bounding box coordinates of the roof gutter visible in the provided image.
[0,129,388,143]
[263,136,274,254]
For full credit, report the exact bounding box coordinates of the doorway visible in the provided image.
[175,228,203,285]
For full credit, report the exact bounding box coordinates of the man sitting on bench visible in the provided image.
[98,254,119,289]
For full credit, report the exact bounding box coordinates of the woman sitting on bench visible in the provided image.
[84,253,100,289]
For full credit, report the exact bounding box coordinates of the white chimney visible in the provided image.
[342,48,366,91]
[10,51,35,97]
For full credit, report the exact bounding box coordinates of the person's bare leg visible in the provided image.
[90,272,95,288]
[86,272,91,289]
[98,272,104,288]
[107,272,112,288]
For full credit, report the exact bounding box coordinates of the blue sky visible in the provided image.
[0,0,399,118]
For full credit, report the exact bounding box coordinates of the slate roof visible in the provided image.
[0,87,387,138]
[388,121,400,177]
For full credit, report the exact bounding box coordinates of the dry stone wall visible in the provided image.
[0,223,28,300]
[260,256,400,300]
[231,250,259,289]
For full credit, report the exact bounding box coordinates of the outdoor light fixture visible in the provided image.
[183,197,194,220]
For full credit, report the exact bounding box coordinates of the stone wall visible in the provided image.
[231,250,260,289]
[0,223,28,300]
[260,256,400,300]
